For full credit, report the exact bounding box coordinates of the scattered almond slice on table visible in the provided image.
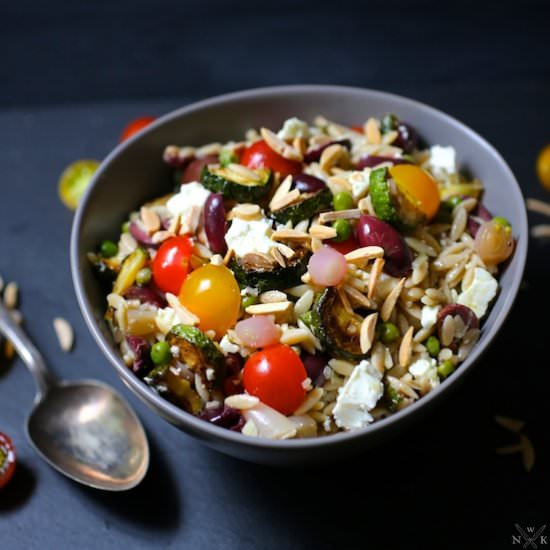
[494,415,535,472]
[53,317,74,352]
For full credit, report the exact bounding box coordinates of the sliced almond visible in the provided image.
[269,175,293,210]
[381,277,406,322]
[358,196,375,215]
[259,290,287,303]
[342,285,375,309]
[166,293,199,325]
[119,232,138,256]
[382,129,398,145]
[230,203,262,221]
[494,415,525,433]
[270,247,286,267]
[245,301,293,316]
[276,243,295,259]
[398,326,414,367]
[223,248,235,266]
[260,127,303,161]
[318,209,361,223]
[292,136,307,155]
[368,257,385,299]
[224,394,259,410]
[365,118,382,145]
[53,317,74,352]
[337,287,354,314]
[311,236,323,253]
[520,433,535,472]
[280,327,315,347]
[320,144,347,172]
[271,228,311,242]
[309,224,337,240]
[167,214,181,235]
[301,272,313,284]
[152,230,173,244]
[360,312,378,354]
[345,246,384,264]
[270,188,301,211]
[328,174,353,192]
[179,205,201,235]
[3,340,15,360]
[242,252,275,269]
[3,282,18,310]
[140,206,161,234]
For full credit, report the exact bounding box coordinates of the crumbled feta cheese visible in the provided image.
[277,117,310,140]
[427,145,457,178]
[206,368,215,381]
[457,267,498,318]
[421,305,441,330]
[166,181,211,221]
[332,360,383,430]
[219,335,240,355]
[240,286,259,297]
[225,217,274,257]
[409,357,440,390]
[155,307,178,334]
[170,345,180,359]
[349,169,371,200]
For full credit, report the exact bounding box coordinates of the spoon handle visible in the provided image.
[0,301,56,401]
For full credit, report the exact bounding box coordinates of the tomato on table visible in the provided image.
[0,432,16,489]
[243,344,307,415]
[240,140,302,176]
[152,236,193,295]
[119,116,156,143]
[179,264,241,338]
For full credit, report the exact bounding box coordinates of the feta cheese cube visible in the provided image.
[427,145,457,178]
[277,117,310,140]
[332,360,383,430]
[421,305,440,330]
[219,335,240,355]
[166,181,211,222]
[155,307,178,334]
[349,169,371,201]
[457,267,498,318]
[225,217,274,257]
[409,357,440,390]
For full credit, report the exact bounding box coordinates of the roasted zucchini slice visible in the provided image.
[200,163,272,203]
[112,248,148,295]
[270,187,333,225]
[229,247,310,292]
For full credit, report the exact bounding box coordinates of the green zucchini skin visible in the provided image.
[230,248,310,292]
[168,324,224,373]
[269,187,333,225]
[200,165,272,203]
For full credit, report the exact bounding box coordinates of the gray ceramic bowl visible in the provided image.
[71,85,528,465]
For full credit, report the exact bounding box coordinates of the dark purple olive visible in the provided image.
[437,304,479,351]
[304,139,351,163]
[292,173,326,193]
[181,154,218,183]
[200,405,244,431]
[357,215,412,277]
[393,122,418,153]
[356,155,412,170]
[129,221,157,247]
[163,146,194,169]
[123,286,167,308]
[204,192,227,255]
[301,352,328,387]
[225,352,243,376]
[467,202,492,237]
[126,336,152,376]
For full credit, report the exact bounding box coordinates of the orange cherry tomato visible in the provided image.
[152,236,193,295]
[0,432,16,489]
[240,140,302,176]
[179,264,241,338]
[389,164,440,220]
[243,345,307,415]
[119,116,156,143]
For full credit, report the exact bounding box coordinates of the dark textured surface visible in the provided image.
[1,1,549,548]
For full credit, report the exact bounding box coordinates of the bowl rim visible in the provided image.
[71,84,528,451]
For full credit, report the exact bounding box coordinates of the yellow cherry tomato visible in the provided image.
[474,218,514,265]
[389,164,440,220]
[536,144,550,191]
[58,159,100,210]
[179,264,240,338]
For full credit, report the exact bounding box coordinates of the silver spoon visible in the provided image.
[0,302,149,491]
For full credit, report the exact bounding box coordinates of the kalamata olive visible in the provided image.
[356,155,412,169]
[292,173,326,193]
[123,285,167,308]
[200,405,245,431]
[394,122,418,153]
[204,192,227,255]
[181,154,218,183]
[467,202,492,237]
[357,215,412,277]
[225,353,243,376]
[129,221,158,247]
[437,304,479,351]
[126,336,152,376]
[301,352,328,386]
[304,139,351,163]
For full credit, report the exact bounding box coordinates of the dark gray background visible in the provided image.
[1,1,549,548]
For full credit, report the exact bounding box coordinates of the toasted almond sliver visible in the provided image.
[271,228,311,242]
[320,144,347,172]
[520,433,535,472]
[276,243,295,259]
[337,287,354,314]
[3,282,18,310]
[260,127,303,162]
[368,257,385,299]
[269,175,293,209]
[280,328,314,347]
[309,224,338,240]
[526,197,550,218]
[342,285,375,309]
[230,203,262,220]
[318,209,361,224]
[328,175,353,192]
[360,312,378,354]
[345,246,384,264]
[152,230,173,244]
[225,162,261,182]
[245,301,293,316]
[530,224,550,238]
[259,290,287,303]
[270,247,286,267]
[293,387,324,416]
[166,293,199,325]
[293,136,307,155]
[270,189,301,211]
[381,278,406,322]
[224,394,260,410]
[495,444,523,455]
[398,326,414,368]
[3,340,15,360]
[365,118,382,144]
[140,206,161,234]
[301,272,313,284]
[53,317,74,352]
[494,415,525,433]
[223,248,235,266]
[311,236,323,253]
[167,214,181,235]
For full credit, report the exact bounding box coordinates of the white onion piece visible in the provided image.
[288,414,318,438]
[243,402,297,440]
[235,315,280,348]
[307,245,348,286]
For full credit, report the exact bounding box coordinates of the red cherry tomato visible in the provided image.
[152,236,193,295]
[0,432,16,489]
[243,345,307,415]
[351,125,364,134]
[119,116,156,143]
[328,234,359,255]
[240,140,302,176]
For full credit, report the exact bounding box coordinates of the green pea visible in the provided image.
[241,295,258,310]
[426,336,441,358]
[437,359,455,379]
[492,216,511,228]
[136,267,152,286]
[332,219,352,242]
[443,196,462,210]
[151,341,171,366]
[219,148,239,166]
[333,191,354,211]
[121,221,130,233]
[378,322,400,345]
[100,240,118,258]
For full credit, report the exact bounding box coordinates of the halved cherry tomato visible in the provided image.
[119,116,156,143]
[240,140,302,176]
[328,234,359,255]
[389,164,440,220]
[58,159,100,210]
[243,344,307,415]
[351,125,364,134]
[179,264,241,338]
[0,432,16,489]
[152,236,193,295]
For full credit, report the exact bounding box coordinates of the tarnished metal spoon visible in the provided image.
[0,302,149,491]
